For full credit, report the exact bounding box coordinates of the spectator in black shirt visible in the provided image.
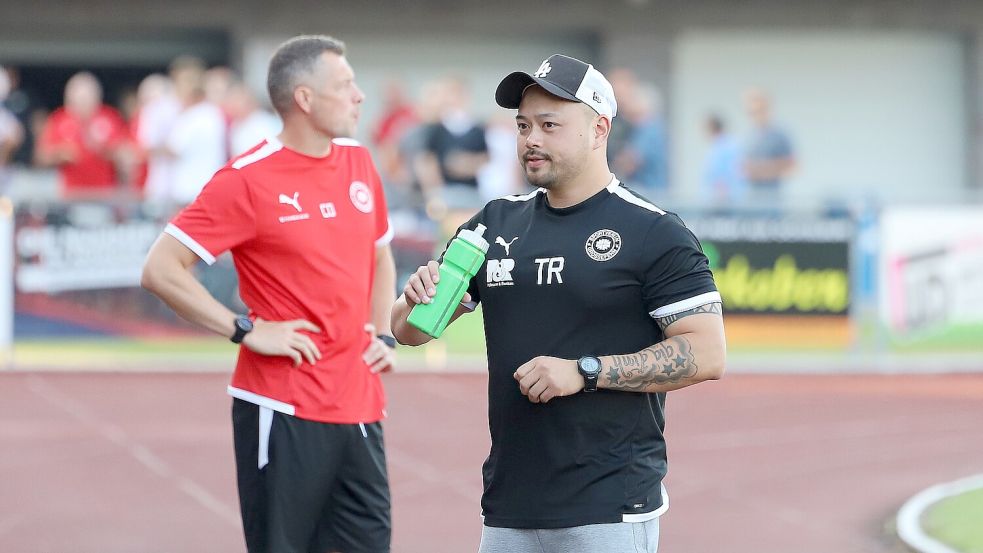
[414,76,489,213]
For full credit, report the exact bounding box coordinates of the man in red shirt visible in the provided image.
[36,72,130,198]
[142,35,397,553]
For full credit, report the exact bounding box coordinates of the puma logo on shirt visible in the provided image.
[278,192,302,212]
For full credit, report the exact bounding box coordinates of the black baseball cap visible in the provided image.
[495,54,618,118]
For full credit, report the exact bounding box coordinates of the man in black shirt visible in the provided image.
[392,54,726,553]
[415,77,489,211]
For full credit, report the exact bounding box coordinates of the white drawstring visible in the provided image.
[258,407,273,469]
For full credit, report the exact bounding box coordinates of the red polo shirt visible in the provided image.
[38,106,128,192]
[166,137,393,423]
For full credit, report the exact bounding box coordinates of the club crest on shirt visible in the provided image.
[585,229,622,262]
[349,181,373,213]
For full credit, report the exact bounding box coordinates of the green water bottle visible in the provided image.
[408,223,489,338]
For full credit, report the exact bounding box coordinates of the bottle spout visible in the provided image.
[457,223,490,253]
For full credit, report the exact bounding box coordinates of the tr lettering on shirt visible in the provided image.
[535,257,564,285]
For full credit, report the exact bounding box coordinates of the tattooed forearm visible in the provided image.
[605,336,698,391]
[654,302,722,331]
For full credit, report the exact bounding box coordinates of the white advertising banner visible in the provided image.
[16,221,162,293]
[879,207,983,338]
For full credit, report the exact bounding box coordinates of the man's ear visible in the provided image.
[294,85,313,115]
[592,114,611,151]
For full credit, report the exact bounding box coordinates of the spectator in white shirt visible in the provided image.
[165,56,228,206]
[225,82,282,158]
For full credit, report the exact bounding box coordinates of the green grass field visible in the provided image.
[890,323,983,352]
[923,487,983,553]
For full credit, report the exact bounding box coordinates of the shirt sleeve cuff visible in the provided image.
[375,218,394,248]
[164,223,217,265]
[649,291,721,318]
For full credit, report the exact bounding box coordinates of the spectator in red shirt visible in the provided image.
[36,72,130,199]
[370,78,418,188]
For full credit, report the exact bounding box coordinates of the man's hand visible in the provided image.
[514,356,585,404]
[242,318,321,367]
[402,261,471,306]
[363,323,395,374]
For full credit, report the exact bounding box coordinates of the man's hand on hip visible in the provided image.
[514,356,585,404]
[242,318,321,367]
[363,323,395,374]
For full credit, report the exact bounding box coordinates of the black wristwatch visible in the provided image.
[577,356,602,393]
[230,315,254,344]
[376,334,397,349]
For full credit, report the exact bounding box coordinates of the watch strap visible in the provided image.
[376,334,397,349]
[230,315,253,344]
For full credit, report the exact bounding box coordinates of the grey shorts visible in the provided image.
[478,518,660,553]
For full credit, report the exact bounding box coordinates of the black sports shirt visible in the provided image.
[447,178,720,528]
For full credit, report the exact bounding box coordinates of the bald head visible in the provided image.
[744,88,772,126]
[65,72,102,118]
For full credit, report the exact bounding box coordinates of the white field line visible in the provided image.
[897,473,983,553]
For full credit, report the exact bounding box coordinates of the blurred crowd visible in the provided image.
[371,71,795,219]
[0,58,797,219]
[0,58,281,212]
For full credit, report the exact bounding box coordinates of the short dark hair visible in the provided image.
[267,35,346,116]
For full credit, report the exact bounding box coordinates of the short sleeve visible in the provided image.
[641,215,720,319]
[367,154,393,247]
[106,109,130,147]
[422,123,440,154]
[37,111,65,153]
[470,126,489,154]
[166,168,256,264]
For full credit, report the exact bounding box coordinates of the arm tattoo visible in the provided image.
[605,335,697,391]
[654,301,722,331]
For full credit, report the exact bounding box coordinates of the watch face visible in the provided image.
[580,356,601,374]
[237,316,253,332]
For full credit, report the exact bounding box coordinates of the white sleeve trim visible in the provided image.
[231,139,283,170]
[500,188,544,202]
[165,223,217,265]
[375,218,394,247]
[607,179,666,214]
[649,291,722,318]
[460,300,478,311]
[622,483,669,523]
[227,385,296,416]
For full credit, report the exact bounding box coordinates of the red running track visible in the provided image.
[2,372,982,553]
